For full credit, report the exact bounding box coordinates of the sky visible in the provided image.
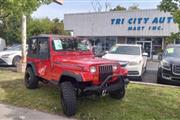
[32,0,162,20]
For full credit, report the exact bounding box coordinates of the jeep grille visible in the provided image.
[99,65,113,81]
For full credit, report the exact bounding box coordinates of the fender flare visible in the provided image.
[60,71,83,82]
[26,62,37,76]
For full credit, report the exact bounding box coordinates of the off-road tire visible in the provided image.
[12,56,21,66]
[24,67,39,89]
[109,79,126,100]
[60,82,77,116]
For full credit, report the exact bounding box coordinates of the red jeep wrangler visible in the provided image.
[25,35,129,116]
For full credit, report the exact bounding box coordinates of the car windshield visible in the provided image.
[164,46,180,58]
[109,45,140,55]
[52,38,91,51]
[6,45,21,51]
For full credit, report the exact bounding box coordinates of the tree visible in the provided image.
[110,5,126,11]
[27,18,69,40]
[0,0,52,20]
[128,4,140,10]
[0,0,53,44]
[159,0,180,43]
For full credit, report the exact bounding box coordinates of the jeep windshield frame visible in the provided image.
[52,37,91,52]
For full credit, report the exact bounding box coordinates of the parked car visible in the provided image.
[0,44,22,66]
[102,44,148,81]
[157,44,180,85]
[24,35,129,116]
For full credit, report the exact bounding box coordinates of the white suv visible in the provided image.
[0,44,22,66]
[102,44,148,81]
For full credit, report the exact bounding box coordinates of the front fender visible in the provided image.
[60,71,83,82]
[26,62,37,75]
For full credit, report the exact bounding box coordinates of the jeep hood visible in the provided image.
[60,57,117,66]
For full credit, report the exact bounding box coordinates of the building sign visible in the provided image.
[111,17,175,31]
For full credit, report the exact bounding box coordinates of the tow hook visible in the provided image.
[102,89,107,96]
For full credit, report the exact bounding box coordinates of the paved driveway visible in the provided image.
[0,104,76,120]
[142,61,159,83]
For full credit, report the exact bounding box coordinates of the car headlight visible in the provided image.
[113,65,118,71]
[90,66,96,73]
[128,61,141,66]
[161,60,171,70]
[1,54,13,58]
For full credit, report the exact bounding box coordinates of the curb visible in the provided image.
[130,81,180,88]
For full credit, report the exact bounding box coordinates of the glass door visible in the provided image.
[136,41,152,58]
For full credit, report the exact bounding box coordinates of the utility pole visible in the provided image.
[22,14,26,63]
[17,14,27,72]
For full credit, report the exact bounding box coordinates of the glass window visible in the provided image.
[52,38,90,51]
[164,46,180,58]
[176,39,180,44]
[127,38,136,44]
[30,39,38,54]
[152,38,162,55]
[109,45,140,55]
[39,39,48,54]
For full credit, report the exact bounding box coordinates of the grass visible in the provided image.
[0,68,180,120]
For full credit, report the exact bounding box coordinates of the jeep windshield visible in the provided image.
[52,38,91,51]
[164,46,180,58]
[109,45,140,55]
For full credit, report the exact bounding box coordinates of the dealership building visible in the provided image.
[64,9,179,58]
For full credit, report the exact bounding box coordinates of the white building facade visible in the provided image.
[64,9,179,58]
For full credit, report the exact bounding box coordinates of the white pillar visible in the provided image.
[22,14,27,63]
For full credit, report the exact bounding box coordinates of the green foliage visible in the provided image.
[110,5,126,11]
[110,4,140,11]
[0,0,52,44]
[0,16,21,44]
[159,0,180,43]
[0,17,69,44]
[166,32,180,44]
[27,18,69,40]
[128,4,140,10]
[0,0,68,44]
[0,0,52,19]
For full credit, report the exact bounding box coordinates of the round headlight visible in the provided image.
[90,66,96,73]
[113,65,118,71]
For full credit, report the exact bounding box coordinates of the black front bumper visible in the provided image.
[161,67,180,83]
[84,75,129,94]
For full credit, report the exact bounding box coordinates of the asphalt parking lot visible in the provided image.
[142,61,159,83]
[0,61,159,84]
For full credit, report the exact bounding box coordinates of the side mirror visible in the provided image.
[142,52,148,56]
[158,53,163,60]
